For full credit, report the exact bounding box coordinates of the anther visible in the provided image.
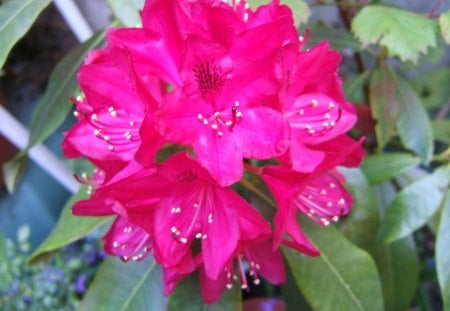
[195,233,202,239]
[217,131,224,137]
[311,99,318,108]
[197,113,203,120]
[180,237,188,244]
[108,145,115,151]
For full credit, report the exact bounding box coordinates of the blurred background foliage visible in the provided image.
[0,0,449,310]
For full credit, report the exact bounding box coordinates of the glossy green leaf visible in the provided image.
[371,184,419,311]
[361,153,420,185]
[78,256,167,311]
[339,168,379,248]
[437,190,450,311]
[284,218,383,311]
[167,273,242,311]
[394,72,434,164]
[432,120,450,144]
[352,5,437,63]
[246,0,310,26]
[29,186,110,263]
[380,166,450,243]
[27,31,105,148]
[106,0,144,27]
[0,0,51,68]
[439,10,450,44]
[371,237,419,311]
[2,152,27,193]
[369,66,400,150]
[344,72,369,104]
[307,25,361,51]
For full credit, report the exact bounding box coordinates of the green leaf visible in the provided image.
[371,184,419,311]
[351,5,437,63]
[246,0,310,26]
[380,166,450,243]
[282,264,312,311]
[371,237,419,311]
[394,72,434,164]
[27,31,105,148]
[29,186,110,263]
[432,120,450,144]
[361,153,420,185]
[283,218,383,311]
[436,190,450,311]
[421,68,450,109]
[339,168,379,248]
[307,24,361,52]
[106,0,144,27]
[167,273,242,311]
[2,152,27,193]
[369,66,400,150]
[0,0,51,68]
[344,72,369,104]
[78,256,167,311]
[439,10,450,44]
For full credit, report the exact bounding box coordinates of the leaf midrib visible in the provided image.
[119,260,157,311]
[320,251,365,311]
[0,0,38,34]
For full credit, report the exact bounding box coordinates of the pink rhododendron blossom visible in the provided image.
[108,151,272,278]
[64,0,366,304]
[164,238,285,303]
[275,42,362,172]
[261,165,353,253]
[62,46,165,180]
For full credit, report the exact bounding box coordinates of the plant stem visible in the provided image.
[239,178,277,209]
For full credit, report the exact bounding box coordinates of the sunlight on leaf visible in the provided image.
[380,166,450,243]
[352,5,437,63]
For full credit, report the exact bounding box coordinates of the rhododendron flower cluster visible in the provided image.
[63,0,365,303]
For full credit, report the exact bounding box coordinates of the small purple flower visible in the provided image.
[75,274,87,294]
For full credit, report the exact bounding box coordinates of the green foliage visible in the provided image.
[380,166,450,243]
[0,0,51,69]
[361,153,420,185]
[2,0,450,310]
[352,5,437,63]
[78,256,167,311]
[2,152,27,193]
[167,274,242,311]
[284,218,384,311]
[439,10,450,44]
[369,65,434,163]
[437,191,450,311]
[30,187,110,263]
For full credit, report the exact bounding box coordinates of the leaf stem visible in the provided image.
[239,177,277,209]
